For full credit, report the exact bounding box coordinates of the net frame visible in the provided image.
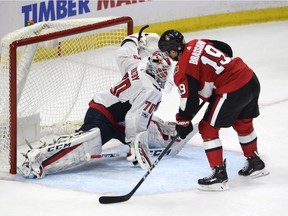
[1,16,133,174]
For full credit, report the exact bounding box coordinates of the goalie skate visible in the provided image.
[18,148,45,178]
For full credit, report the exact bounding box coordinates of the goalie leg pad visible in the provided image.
[148,116,176,148]
[168,125,199,156]
[43,128,102,174]
[18,128,102,178]
[148,116,198,156]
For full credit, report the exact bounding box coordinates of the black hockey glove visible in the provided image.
[175,113,193,139]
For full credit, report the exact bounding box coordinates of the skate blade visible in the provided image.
[197,182,229,191]
[249,168,270,179]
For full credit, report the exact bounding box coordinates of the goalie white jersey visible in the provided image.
[90,63,162,143]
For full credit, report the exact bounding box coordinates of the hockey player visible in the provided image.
[158,29,269,191]
[17,31,193,179]
[116,30,195,158]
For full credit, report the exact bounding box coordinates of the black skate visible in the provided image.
[198,159,229,191]
[238,151,270,178]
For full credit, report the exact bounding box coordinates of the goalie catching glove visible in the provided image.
[121,32,160,58]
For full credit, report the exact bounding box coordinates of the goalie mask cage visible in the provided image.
[0,16,133,174]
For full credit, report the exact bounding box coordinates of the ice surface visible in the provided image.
[1,20,288,216]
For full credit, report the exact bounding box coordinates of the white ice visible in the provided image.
[1,20,288,216]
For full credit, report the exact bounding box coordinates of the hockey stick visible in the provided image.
[99,101,205,204]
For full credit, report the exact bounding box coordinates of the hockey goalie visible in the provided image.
[18,30,196,179]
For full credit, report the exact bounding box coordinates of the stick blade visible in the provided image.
[99,194,131,204]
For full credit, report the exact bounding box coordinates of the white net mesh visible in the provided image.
[0,16,132,172]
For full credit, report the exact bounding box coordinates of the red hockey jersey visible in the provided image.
[174,39,254,113]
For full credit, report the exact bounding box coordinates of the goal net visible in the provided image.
[0,16,133,174]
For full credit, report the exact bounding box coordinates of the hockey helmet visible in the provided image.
[146,51,172,89]
[158,30,185,53]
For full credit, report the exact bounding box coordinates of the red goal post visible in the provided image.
[0,16,133,174]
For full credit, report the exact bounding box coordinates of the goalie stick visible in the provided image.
[85,152,128,160]
[98,101,205,204]
[85,148,174,161]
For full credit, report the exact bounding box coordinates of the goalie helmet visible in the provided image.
[158,30,185,54]
[146,51,172,89]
